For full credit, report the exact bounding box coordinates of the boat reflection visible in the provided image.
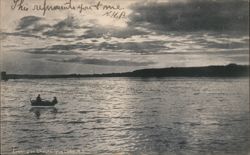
[29,107,57,119]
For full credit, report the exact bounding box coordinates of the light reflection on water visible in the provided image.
[1,77,250,154]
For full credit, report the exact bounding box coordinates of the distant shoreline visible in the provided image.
[1,64,249,80]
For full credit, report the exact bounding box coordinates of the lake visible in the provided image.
[1,77,249,155]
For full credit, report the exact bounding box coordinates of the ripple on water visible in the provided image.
[78,110,95,114]
[67,121,86,124]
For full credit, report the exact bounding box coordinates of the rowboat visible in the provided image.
[30,99,57,106]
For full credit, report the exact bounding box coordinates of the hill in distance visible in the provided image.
[1,64,249,80]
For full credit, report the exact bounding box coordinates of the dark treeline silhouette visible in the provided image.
[1,64,249,80]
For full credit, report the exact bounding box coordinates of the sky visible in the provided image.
[0,0,249,74]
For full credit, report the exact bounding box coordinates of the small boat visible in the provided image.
[30,98,57,106]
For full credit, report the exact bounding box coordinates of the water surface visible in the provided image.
[1,77,249,154]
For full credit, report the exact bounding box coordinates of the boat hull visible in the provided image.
[30,100,57,106]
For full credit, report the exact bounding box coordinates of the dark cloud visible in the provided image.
[34,43,93,51]
[16,16,42,30]
[53,16,79,30]
[13,15,149,39]
[13,16,79,38]
[48,57,154,66]
[130,0,249,32]
[23,40,168,55]
[42,29,75,38]
[1,32,42,39]
[9,0,250,41]
[30,24,51,33]
[97,41,169,53]
[16,16,51,34]
[78,27,148,39]
[24,39,248,56]
[26,48,81,55]
[42,16,79,37]
[49,44,92,50]
[6,16,51,38]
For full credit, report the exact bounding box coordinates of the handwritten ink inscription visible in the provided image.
[103,11,126,19]
[11,0,29,11]
[11,0,126,19]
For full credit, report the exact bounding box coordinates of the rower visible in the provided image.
[36,94,42,102]
[52,97,57,104]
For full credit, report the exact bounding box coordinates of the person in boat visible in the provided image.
[52,97,57,104]
[36,94,42,102]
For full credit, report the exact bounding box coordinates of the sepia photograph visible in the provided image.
[0,0,249,154]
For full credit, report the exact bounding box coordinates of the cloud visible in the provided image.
[25,43,93,54]
[16,16,42,30]
[53,16,79,30]
[26,48,81,55]
[3,2,249,65]
[4,16,51,38]
[12,14,150,40]
[78,26,148,39]
[16,16,52,34]
[42,16,79,37]
[12,16,80,38]
[42,29,75,38]
[48,57,155,66]
[22,40,168,55]
[97,41,169,53]
[1,32,43,39]
[130,0,249,32]
[48,44,92,51]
